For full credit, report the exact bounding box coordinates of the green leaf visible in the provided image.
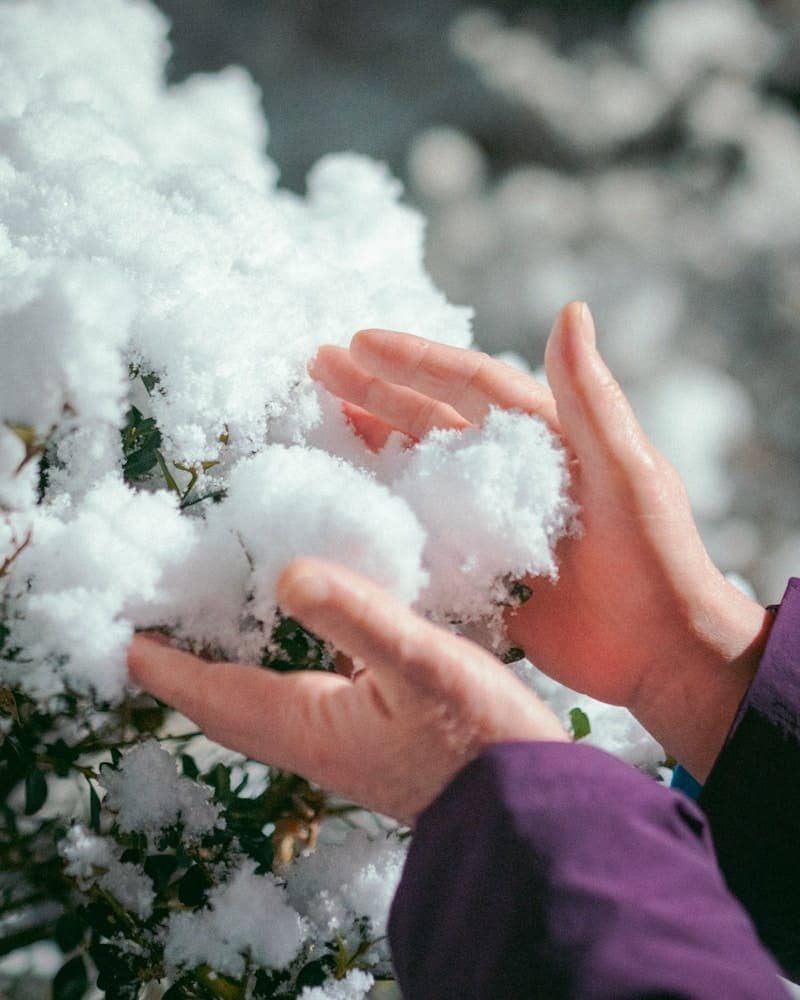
[53,954,89,1000]
[180,753,199,779]
[24,764,47,814]
[88,780,101,833]
[177,863,210,907]
[121,405,163,482]
[501,646,525,664]
[263,615,332,672]
[569,707,591,741]
[204,762,231,803]
[55,912,85,953]
[144,853,179,890]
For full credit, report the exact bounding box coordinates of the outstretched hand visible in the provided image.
[312,302,774,781]
[128,559,567,827]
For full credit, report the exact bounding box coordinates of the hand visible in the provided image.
[311,302,774,781]
[127,559,568,827]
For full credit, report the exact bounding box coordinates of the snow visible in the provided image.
[164,859,307,979]
[60,824,155,918]
[99,740,223,840]
[285,828,406,941]
[298,970,375,1000]
[0,0,575,703]
[392,407,579,631]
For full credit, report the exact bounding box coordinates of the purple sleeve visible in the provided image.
[388,741,787,999]
[699,577,800,979]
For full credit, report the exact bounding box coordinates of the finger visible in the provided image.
[127,635,349,774]
[277,557,503,700]
[544,302,657,476]
[340,401,396,451]
[312,344,468,439]
[350,329,559,429]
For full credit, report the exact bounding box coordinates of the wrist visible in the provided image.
[627,576,774,783]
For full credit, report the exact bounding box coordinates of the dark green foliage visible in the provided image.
[24,764,48,814]
[88,780,101,832]
[121,406,163,482]
[263,615,333,672]
[52,954,89,1000]
[55,912,85,953]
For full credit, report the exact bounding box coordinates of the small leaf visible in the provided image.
[569,707,591,741]
[24,765,47,815]
[178,863,210,907]
[53,954,89,1000]
[55,912,85,953]
[144,853,179,890]
[180,753,199,779]
[88,780,101,833]
[204,762,231,802]
[501,646,525,664]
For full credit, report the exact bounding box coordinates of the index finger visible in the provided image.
[350,328,560,430]
[127,635,349,775]
[277,557,507,700]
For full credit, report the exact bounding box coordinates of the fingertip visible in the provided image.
[277,558,332,615]
[349,327,381,355]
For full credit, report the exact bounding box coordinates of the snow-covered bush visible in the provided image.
[0,1,664,996]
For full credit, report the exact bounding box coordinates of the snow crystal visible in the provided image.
[393,407,578,628]
[165,859,307,979]
[61,824,155,918]
[286,828,406,941]
[99,740,223,840]
[298,970,375,1000]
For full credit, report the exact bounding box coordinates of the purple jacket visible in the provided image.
[388,579,800,998]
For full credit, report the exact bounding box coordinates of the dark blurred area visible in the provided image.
[154,0,800,603]
[155,0,668,189]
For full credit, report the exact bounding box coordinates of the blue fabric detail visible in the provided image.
[671,764,702,800]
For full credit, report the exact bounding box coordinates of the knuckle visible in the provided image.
[409,397,441,439]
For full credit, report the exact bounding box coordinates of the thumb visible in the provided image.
[544,301,655,474]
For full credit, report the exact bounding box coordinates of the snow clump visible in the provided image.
[60,824,155,919]
[0,0,575,701]
[99,740,224,840]
[298,970,375,1000]
[164,859,308,979]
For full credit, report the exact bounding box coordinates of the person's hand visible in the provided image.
[127,558,568,827]
[311,302,775,781]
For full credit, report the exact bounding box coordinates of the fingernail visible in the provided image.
[579,302,596,348]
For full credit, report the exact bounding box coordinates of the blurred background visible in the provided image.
[153,0,800,605]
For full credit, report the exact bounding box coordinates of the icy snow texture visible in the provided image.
[286,828,406,941]
[392,407,578,625]
[99,740,223,840]
[60,824,155,918]
[164,859,307,979]
[0,0,577,701]
[298,970,375,1000]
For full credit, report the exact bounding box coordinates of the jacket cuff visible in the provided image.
[699,577,800,977]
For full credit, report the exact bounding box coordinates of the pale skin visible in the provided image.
[128,301,774,825]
